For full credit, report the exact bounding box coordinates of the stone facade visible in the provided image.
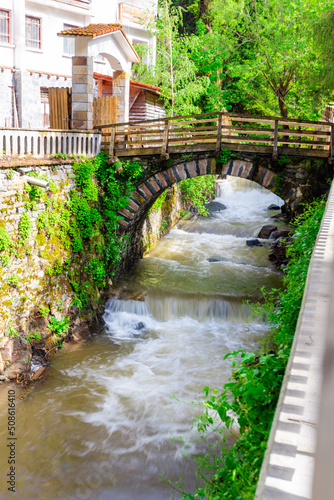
[71,56,94,130]
[113,71,130,123]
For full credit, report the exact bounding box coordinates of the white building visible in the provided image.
[0,0,157,128]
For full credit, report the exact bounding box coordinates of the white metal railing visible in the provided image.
[0,129,102,158]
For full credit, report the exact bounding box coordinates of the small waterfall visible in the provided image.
[103,298,157,339]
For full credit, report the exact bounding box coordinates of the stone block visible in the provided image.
[73,56,88,66]
[73,66,90,76]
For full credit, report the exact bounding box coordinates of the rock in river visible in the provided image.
[204,201,227,212]
[257,225,277,239]
[267,204,280,210]
[207,256,227,262]
[246,239,263,247]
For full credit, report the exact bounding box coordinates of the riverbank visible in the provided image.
[0,156,215,382]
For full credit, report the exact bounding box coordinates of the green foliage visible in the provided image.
[18,213,32,242]
[48,316,70,337]
[39,306,50,318]
[179,175,216,216]
[173,197,326,499]
[277,155,290,168]
[54,153,68,159]
[0,228,11,252]
[6,169,14,179]
[149,190,168,214]
[132,0,209,115]
[26,332,42,345]
[1,254,11,267]
[136,0,333,118]
[94,154,143,267]
[7,275,19,287]
[24,180,44,210]
[85,258,106,287]
[161,219,168,231]
[45,259,64,277]
[6,322,20,339]
[218,148,232,164]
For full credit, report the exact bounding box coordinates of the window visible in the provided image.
[63,24,76,55]
[0,10,10,44]
[25,16,41,49]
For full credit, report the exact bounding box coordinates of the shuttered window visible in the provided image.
[25,16,41,49]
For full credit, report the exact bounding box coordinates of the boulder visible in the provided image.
[246,239,263,247]
[257,225,277,239]
[267,204,280,210]
[207,256,227,262]
[270,229,291,240]
[204,201,227,212]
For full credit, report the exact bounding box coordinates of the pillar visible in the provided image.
[71,56,93,130]
[112,71,130,123]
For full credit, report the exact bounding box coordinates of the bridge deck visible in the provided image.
[94,111,333,160]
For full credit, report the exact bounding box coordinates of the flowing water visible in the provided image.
[0,177,284,500]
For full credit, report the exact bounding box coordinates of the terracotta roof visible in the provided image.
[93,73,161,94]
[130,79,160,92]
[58,23,123,38]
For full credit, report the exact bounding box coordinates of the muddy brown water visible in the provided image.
[0,177,284,499]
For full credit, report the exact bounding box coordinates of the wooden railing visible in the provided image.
[94,112,333,160]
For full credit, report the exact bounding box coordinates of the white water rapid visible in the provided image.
[0,176,284,500]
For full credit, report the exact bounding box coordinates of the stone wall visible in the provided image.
[0,163,78,322]
[141,184,188,254]
[0,70,71,128]
[0,163,79,380]
[0,161,191,380]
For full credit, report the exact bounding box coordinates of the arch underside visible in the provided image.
[117,158,277,233]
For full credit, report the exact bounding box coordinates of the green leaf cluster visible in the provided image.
[18,213,32,243]
[179,175,216,216]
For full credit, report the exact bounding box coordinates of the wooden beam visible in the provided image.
[215,112,223,155]
[161,119,170,159]
[273,120,278,159]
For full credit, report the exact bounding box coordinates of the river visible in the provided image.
[0,176,284,500]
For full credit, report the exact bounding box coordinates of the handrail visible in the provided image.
[98,111,333,162]
[94,111,331,130]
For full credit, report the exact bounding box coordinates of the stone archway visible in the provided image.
[58,24,140,129]
[116,157,278,232]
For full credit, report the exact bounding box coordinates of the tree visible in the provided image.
[132,0,209,115]
[209,0,334,119]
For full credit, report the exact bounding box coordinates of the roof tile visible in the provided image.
[58,23,123,38]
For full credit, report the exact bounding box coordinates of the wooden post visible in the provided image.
[272,119,278,160]
[330,125,334,164]
[215,112,223,156]
[161,119,170,160]
[109,125,117,161]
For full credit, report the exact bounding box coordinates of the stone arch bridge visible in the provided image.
[116,152,332,236]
